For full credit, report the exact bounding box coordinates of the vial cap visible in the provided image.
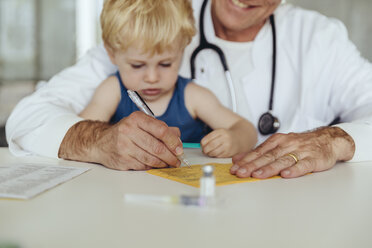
[202,165,214,176]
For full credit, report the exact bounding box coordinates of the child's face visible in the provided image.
[110,45,183,102]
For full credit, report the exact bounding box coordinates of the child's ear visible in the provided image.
[104,43,117,65]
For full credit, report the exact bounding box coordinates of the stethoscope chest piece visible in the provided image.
[258,112,280,135]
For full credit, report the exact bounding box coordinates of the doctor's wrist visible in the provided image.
[327,126,355,162]
[58,120,111,164]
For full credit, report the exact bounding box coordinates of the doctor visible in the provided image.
[6,0,372,177]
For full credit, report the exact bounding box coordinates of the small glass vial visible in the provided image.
[200,165,215,198]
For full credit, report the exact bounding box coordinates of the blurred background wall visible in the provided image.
[0,0,372,147]
[289,0,372,63]
[0,0,103,146]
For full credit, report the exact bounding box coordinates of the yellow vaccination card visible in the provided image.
[147,163,279,188]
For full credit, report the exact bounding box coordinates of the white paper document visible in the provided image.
[0,164,90,199]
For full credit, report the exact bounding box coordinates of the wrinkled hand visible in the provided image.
[230,127,355,178]
[201,129,236,158]
[59,111,183,171]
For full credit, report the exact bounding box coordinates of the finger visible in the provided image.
[231,146,294,175]
[127,157,153,171]
[233,144,290,177]
[251,153,299,178]
[128,128,180,167]
[111,155,149,171]
[125,142,167,170]
[169,126,181,137]
[201,135,222,155]
[212,147,228,158]
[134,113,183,156]
[236,133,285,164]
[234,163,261,178]
[280,158,317,178]
[232,152,249,164]
[205,142,225,157]
[129,144,168,168]
[200,130,222,147]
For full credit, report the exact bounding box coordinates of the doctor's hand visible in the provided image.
[230,127,355,178]
[58,112,182,171]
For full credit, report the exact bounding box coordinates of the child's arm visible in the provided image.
[79,76,121,122]
[185,83,258,158]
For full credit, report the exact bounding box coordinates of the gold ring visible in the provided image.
[286,153,299,164]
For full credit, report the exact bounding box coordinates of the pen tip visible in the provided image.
[177,154,191,167]
[183,158,191,167]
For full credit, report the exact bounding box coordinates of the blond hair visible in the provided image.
[101,0,195,54]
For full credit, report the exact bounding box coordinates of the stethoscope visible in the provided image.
[190,0,280,135]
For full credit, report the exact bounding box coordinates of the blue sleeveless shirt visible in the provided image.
[110,71,210,143]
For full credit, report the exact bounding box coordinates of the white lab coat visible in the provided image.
[6,2,372,161]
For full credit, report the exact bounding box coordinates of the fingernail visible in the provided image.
[282,170,290,176]
[237,168,247,175]
[231,164,239,172]
[175,146,183,155]
[253,169,263,176]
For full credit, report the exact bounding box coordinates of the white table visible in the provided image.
[1,147,372,248]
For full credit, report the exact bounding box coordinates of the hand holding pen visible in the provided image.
[127,90,191,167]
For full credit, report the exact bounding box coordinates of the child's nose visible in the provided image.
[144,68,159,84]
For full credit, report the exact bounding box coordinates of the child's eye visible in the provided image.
[131,64,143,69]
[160,63,171,67]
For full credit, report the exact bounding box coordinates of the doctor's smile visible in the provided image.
[231,0,258,9]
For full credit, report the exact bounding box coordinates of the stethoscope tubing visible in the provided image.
[190,0,236,112]
[224,70,237,112]
[190,0,279,135]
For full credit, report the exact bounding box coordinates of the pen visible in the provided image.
[127,89,191,167]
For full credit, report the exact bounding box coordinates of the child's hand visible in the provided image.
[200,129,237,158]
